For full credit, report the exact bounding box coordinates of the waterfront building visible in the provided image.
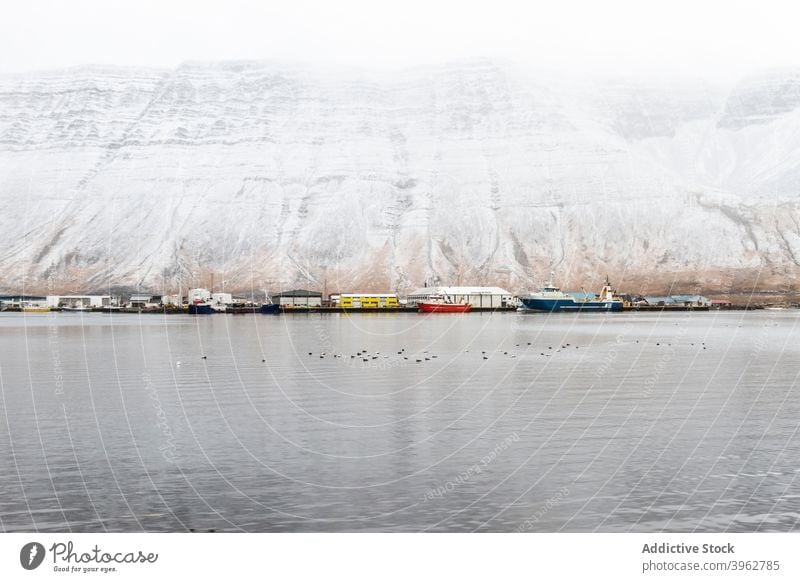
[406,286,514,308]
[270,289,322,307]
[129,294,162,308]
[0,295,47,309]
[643,295,710,307]
[333,293,400,308]
[127,294,184,308]
[45,295,112,308]
[161,294,184,306]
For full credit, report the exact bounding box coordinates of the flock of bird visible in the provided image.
[305,348,439,363]
[302,341,581,365]
[298,338,710,365]
[177,339,709,367]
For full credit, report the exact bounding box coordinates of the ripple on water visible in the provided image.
[1,311,799,531]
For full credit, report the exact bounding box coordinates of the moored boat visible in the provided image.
[259,291,280,314]
[188,301,225,314]
[520,275,623,312]
[259,303,280,314]
[418,295,472,313]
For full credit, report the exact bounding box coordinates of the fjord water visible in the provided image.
[1,310,798,532]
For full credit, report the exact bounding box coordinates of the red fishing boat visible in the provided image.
[417,295,472,313]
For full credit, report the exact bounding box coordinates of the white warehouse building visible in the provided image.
[46,295,113,308]
[406,286,514,308]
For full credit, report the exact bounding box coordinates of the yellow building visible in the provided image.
[336,293,399,308]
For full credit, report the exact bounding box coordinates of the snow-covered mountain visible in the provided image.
[1,60,799,295]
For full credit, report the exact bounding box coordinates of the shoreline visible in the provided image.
[1,304,790,315]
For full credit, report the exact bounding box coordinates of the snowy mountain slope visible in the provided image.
[1,60,799,295]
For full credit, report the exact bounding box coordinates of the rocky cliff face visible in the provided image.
[1,60,799,295]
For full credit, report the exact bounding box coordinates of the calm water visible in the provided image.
[1,310,799,532]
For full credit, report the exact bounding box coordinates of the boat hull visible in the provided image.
[188,303,216,314]
[520,297,623,312]
[259,304,280,314]
[418,302,472,313]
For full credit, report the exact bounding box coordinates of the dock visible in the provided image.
[625,305,711,312]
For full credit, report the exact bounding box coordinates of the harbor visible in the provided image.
[1,278,792,315]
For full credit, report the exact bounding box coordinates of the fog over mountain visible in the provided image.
[1,59,799,295]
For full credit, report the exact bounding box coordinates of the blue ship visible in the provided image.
[520,275,623,312]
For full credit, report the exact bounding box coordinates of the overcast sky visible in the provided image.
[1,0,798,77]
